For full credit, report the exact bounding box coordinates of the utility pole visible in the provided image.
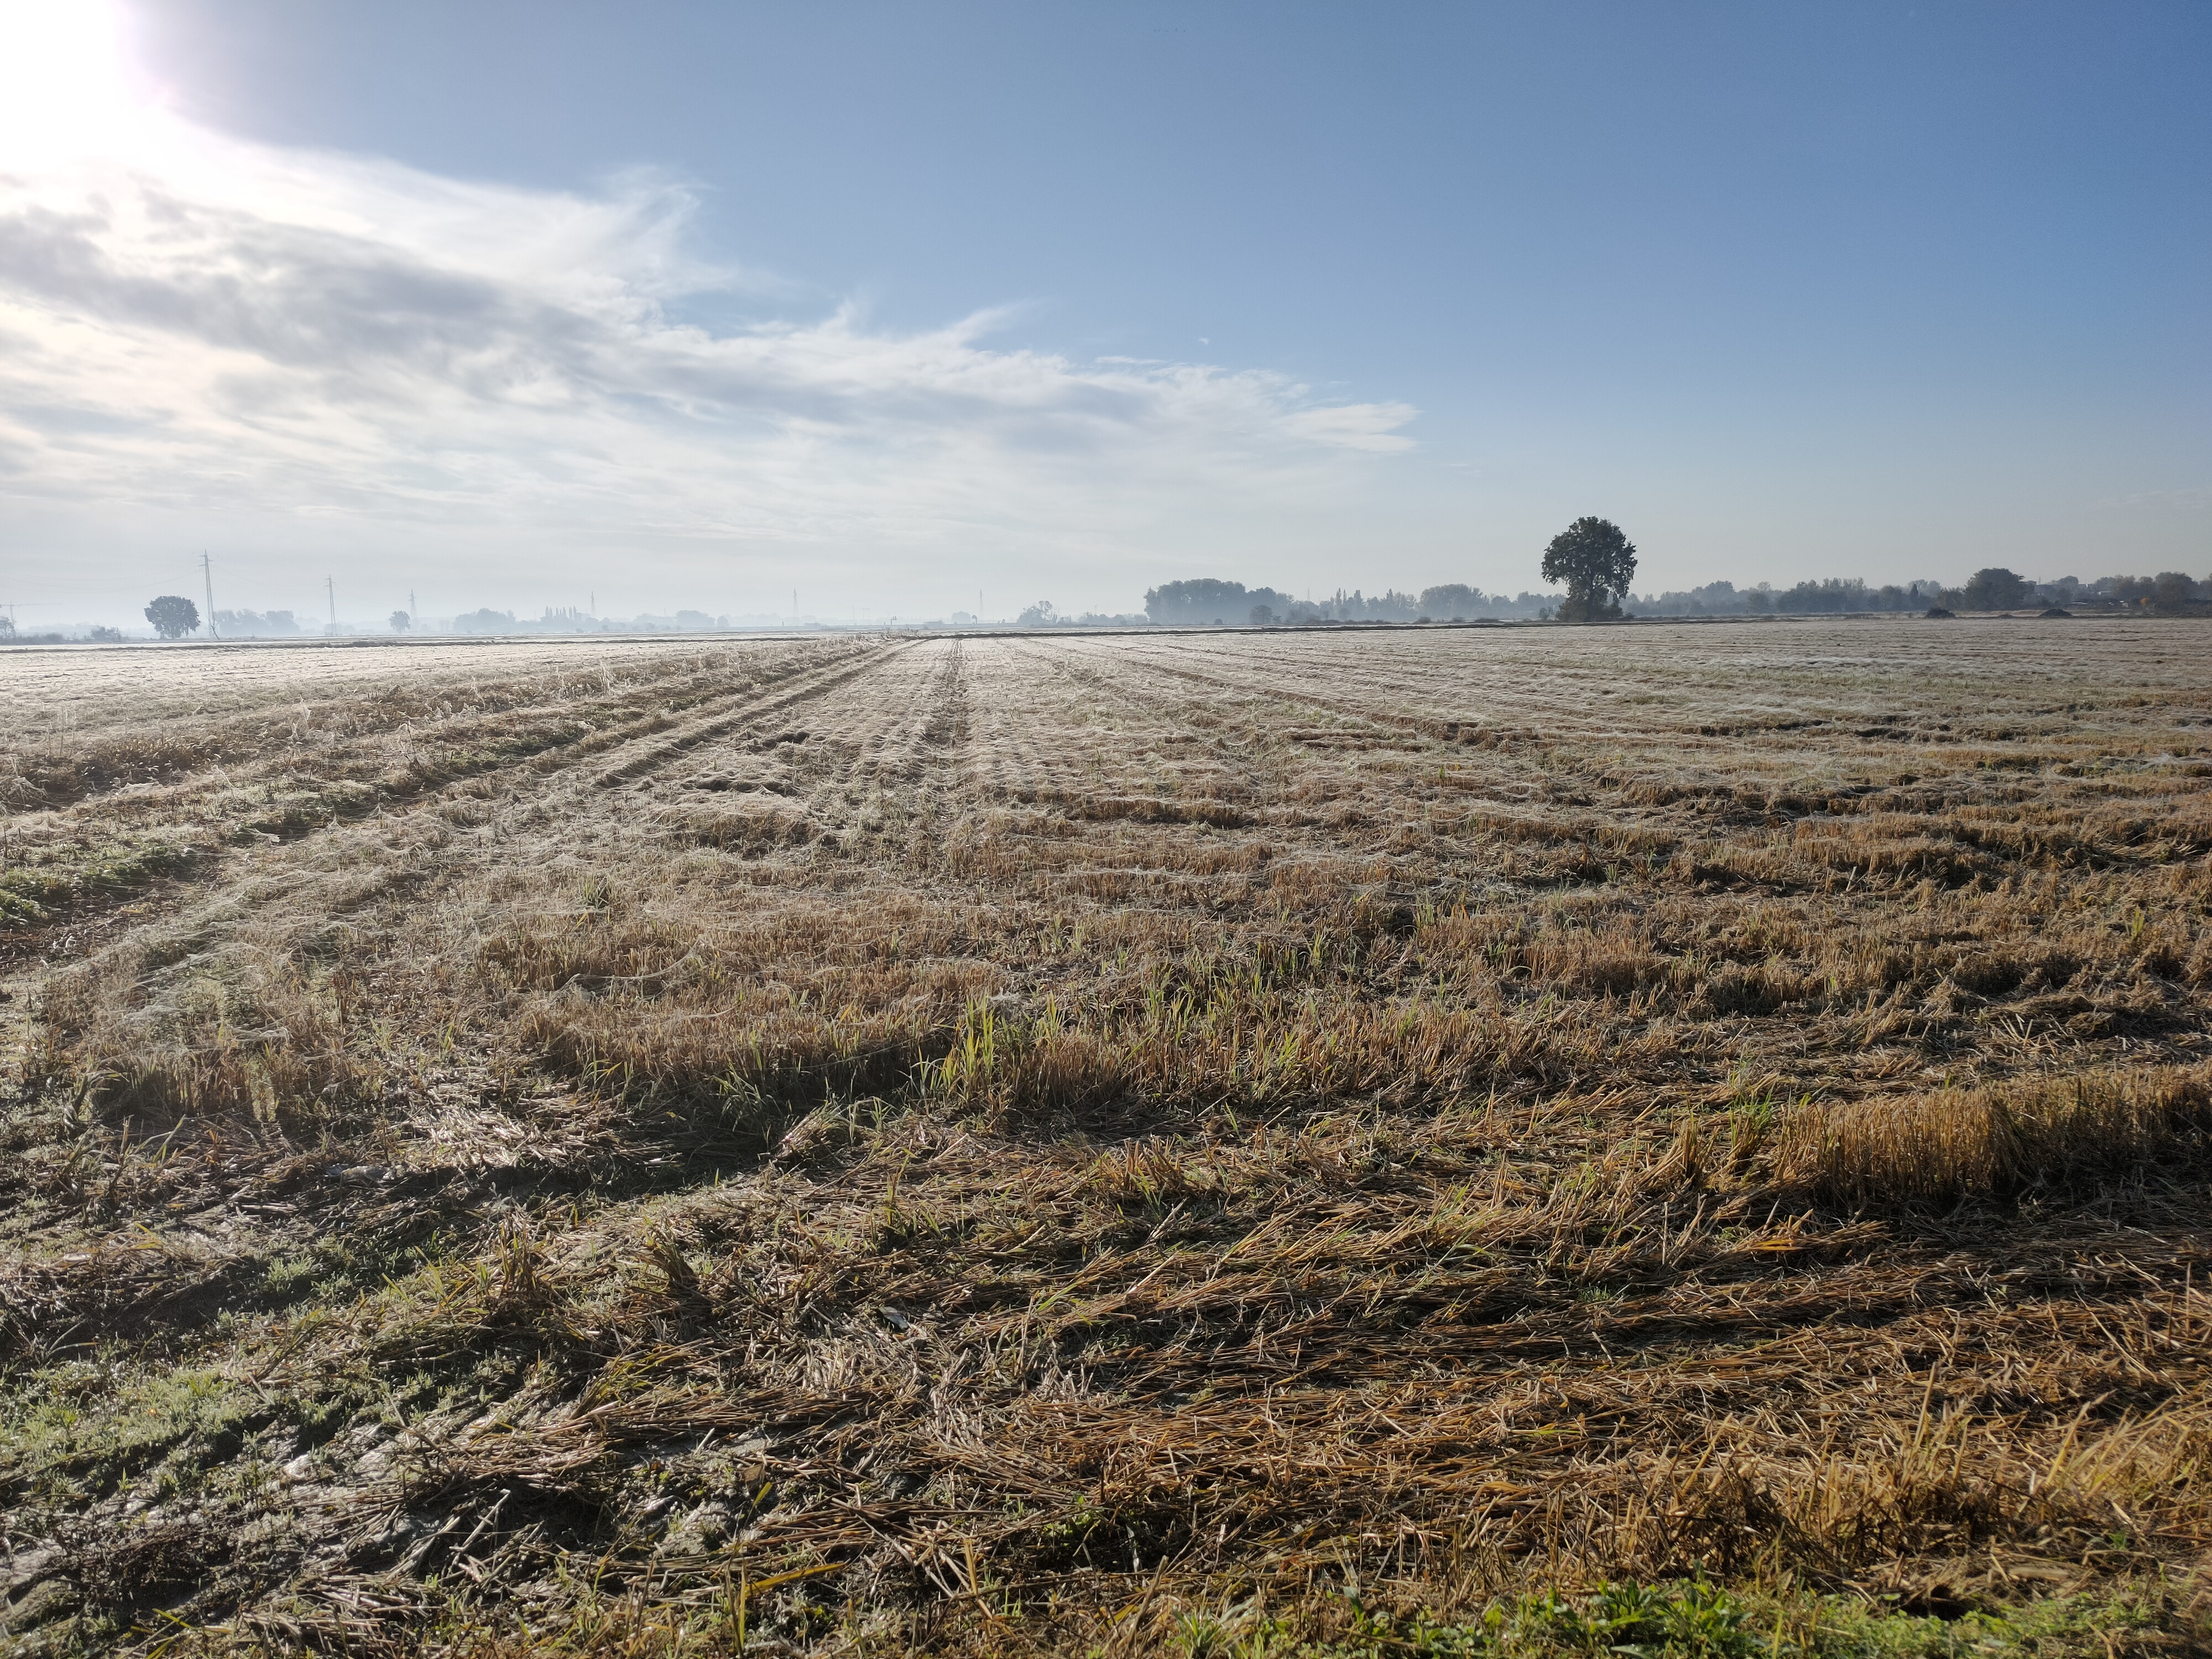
[201,552,219,639]
[409,588,418,624]
[327,576,336,632]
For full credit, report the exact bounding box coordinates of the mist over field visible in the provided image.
[13,561,2208,644]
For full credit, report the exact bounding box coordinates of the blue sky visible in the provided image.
[1,0,2205,624]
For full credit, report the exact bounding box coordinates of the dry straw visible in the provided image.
[1,619,2208,1653]
[1775,1063,2211,1204]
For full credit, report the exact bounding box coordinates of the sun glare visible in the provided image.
[0,0,145,164]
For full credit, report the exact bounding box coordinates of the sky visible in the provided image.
[0,0,2205,627]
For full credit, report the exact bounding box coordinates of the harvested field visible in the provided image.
[2,619,2210,1656]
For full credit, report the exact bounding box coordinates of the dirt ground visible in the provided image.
[2,619,2209,1656]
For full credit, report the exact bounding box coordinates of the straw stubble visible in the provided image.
[0,619,2208,1653]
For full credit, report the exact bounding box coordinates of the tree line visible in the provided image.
[1142,579,1562,626]
[8,519,2208,644]
[1143,517,2210,627]
[1631,568,2210,618]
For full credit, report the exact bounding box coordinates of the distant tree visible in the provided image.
[215,609,302,638]
[2103,576,2145,606]
[1016,600,1057,627]
[1249,604,1277,626]
[2152,572,2203,613]
[144,594,200,638]
[2042,575,2084,606]
[87,625,123,642]
[1366,589,1424,622]
[1775,578,1871,614]
[0,613,13,641]
[390,610,411,633]
[1145,579,1297,624]
[1418,583,1485,618]
[1958,567,2032,611]
[1147,580,1246,624]
[1540,518,1637,622]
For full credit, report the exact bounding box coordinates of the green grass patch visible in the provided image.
[0,842,198,927]
[1,1361,261,1507]
[1189,1580,2187,1659]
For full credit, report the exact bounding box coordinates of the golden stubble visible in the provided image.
[1,618,2209,1653]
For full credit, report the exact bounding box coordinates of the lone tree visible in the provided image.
[390,609,411,633]
[144,594,201,639]
[1541,517,1637,622]
[1958,567,2031,611]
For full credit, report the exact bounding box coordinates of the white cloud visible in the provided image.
[0,102,1416,613]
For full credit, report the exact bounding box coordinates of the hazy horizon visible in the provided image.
[3,1,2205,630]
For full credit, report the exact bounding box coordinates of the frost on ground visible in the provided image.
[1,622,2209,1655]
